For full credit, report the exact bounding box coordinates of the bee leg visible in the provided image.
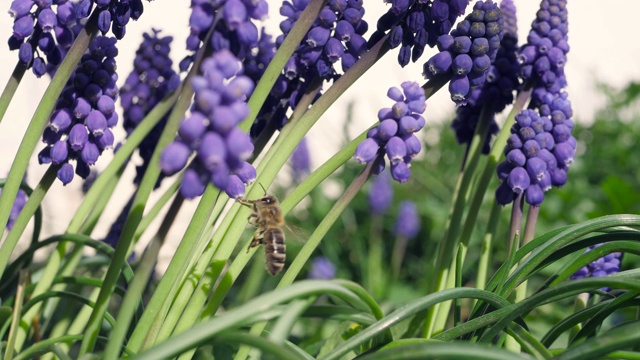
[247,213,259,226]
[246,230,264,253]
[236,197,255,208]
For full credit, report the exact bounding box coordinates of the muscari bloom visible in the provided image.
[4,188,28,230]
[571,244,623,292]
[38,36,118,185]
[394,200,420,239]
[160,49,256,199]
[354,81,427,183]
[423,0,504,105]
[368,171,393,215]
[495,0,574,207]
[451,0,519,153]
[180,0,268,72]
[120,29,180,185]
[308,256,336,280]
[290,137,311,181]
[372,0,470,67]
[7,0,142,77]
[251,0,369,139]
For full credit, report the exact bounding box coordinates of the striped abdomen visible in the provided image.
[263,227,286,275]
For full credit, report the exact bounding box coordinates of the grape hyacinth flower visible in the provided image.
[394,200,420,240]
[570,244,623,292]
[4,188,28,230]
[180,0,269,72]
[290,137,310,181]
[423,0,504,105]
[368,172,393,215]
[308,257,336,280]
[38,36,119,185]
[6,0,143,76]
[160,49,256,199]
[495,0,574,206]
[354,81,427,183]
[451,0,519,153]
[7,0,82,76]
[120,29,180,185]
[371,0,470,67]
[278,0,369,81]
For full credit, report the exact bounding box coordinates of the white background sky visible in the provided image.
[1,1,639,258]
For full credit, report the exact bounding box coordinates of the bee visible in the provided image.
[237,194,286,275]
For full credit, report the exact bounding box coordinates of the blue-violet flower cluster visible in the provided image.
[495,0,574,206]
[8,0,82,76]
[451,0,519,153]
[290,137,310,181]
[160,49,256,199]
[7,0,142,77]
[423,0,504,105]
[372,0,470,67]
[4,188,28,230]
[308,256,336,280]
[368,171,393,215]
[181,0,268,71]
[121,29,180,185]
[354,81,426,183]
[38,36,118,185]
[395,200,420,239]
[570,244,622,292]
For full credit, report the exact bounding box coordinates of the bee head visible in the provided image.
[259,195,278,205]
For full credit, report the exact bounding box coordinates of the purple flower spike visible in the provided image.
[495,0,575,207]
[369,172,393,215]
[291,137,310,181]
[395,200,420,239]
[308,257,336,280]
[38,36,119,183]
[422,0,504,105]
[161,49,258,198]
[571,244,623,293]
[180,168,206,199]
[354,81,426,183]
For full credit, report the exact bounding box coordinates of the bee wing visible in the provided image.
[283,223,308,245]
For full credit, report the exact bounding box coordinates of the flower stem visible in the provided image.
[0,13,99,281]
[0,62,27,125]
[103,194,184,360]
[233,156,382,360]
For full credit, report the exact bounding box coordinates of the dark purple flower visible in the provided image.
[291,137,311,181]
[394,200,420,239]
[451,0,519,153]
[308,257,336,279]
[354,81,426,183]
[120,29,179,186]
[570,244,623,292]
[423,0,504,105]
[368,172,393,215]
[160,50,256,199]
[371,0,470,66]
[4,186,28,230]
[495,0,574,207]
[38,36,119,184]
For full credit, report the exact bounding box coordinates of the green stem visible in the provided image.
[78,37,203,356]
[162,30,393,353]
[125,186,219,353]
[0,62,27,125]
[0,166,58,281]
[475,200,501,296]
[368,214,385,298]
[240,0,328,132]
[0,12,98,279]
[233,157,381,360]
[4,270,27,360]
[174,126,368,346]
[103,195,183,360]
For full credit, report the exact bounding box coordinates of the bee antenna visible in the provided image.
[259,182,267,196]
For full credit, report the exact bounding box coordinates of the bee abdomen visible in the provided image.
[263,228,286,275]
